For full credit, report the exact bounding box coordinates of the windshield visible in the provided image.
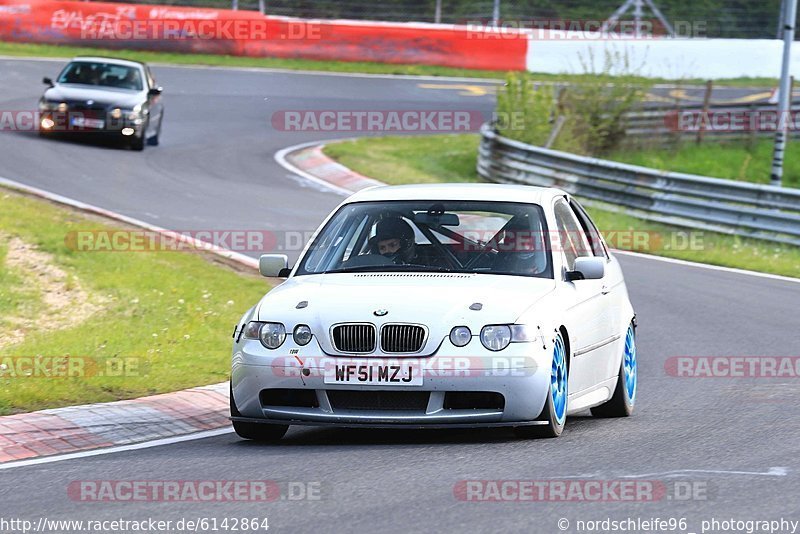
[57,61,144,91]
[296,200,553,278]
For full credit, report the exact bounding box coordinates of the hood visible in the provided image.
[256,273,556,356]
[43,85,145,109]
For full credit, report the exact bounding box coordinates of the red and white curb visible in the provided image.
[0,383,228,465]
[275,139,384,196]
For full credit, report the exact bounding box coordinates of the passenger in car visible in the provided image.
[492,220,548,275]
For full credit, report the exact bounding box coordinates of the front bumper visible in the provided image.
[231,338,552,427]
[38,111,143,137]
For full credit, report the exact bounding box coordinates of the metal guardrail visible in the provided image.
[477,123,800,246]
[624,102,800,142]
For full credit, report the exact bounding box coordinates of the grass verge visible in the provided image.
[324,135,481,185]
[0,188,269,415]
[322,134,800,278]
[609,139,800,188]
[0,41,783,86]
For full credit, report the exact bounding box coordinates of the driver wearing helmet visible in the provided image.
[371,217,417,264]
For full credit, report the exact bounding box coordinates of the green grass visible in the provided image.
[322,134,800,278]
[0,242,41,325]
[324,135,481,185]
[609,139,800,187]
[609,140,800,188]
[0,41,783,86]
[0,188,270,415]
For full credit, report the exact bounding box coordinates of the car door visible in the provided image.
[144,66,163,137]
[553,198,609,395]
[569,199,626,382]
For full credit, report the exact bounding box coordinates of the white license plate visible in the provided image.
[71,116,104,129]
[324,360,423,386]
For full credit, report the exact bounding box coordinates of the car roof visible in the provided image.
[344,183,566,206]
[70,56,147,69]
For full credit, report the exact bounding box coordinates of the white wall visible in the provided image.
[525,35,800,79]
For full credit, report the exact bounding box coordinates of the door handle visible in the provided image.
[601,285,610,295]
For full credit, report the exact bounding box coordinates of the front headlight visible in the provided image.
[480,325,512,351]
[243,321,286,349]
[38,100,60,111]
[293,324,312,346]
[260,322,286,349]
[449,326,472,347]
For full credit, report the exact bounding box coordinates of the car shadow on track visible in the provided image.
[230,414,600,447]
[8,129,135,151]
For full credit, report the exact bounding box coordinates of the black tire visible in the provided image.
[130,118,148,151]
[514,332,568,439]
[591,323,637,418]
[130,133,145,151]
[232,420,289,441]
[230,382,289,442]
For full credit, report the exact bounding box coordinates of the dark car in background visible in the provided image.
[38,56,164,150]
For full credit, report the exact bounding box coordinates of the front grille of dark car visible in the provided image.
[331,323,376,353]
[380,324,426,353]
[65,101,108,120]
[327,390,430,411]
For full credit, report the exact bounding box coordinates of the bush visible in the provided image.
[495,73,557,147]
[495,49,650,156]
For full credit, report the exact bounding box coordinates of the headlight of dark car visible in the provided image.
[38,100,62,111]
[123,104,144,124]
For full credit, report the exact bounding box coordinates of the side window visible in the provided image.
[569,199,608,258]
[553,199,592,271]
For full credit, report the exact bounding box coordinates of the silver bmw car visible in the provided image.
[230,184,637,441]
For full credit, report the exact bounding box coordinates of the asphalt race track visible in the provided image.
[1,58,799,533]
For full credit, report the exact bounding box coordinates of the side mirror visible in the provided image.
[566,256,605,281]
[259,254,290,278]
[148,86,163,96]
[43,77,54,87]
